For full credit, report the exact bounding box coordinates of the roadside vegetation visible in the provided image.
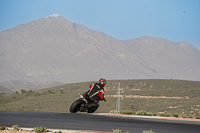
[0,125,6,130]
[0,125,49,133]
[110,110,184,118]
[1,124,154,133]
[33,126,47,133]
[0,79,200,118]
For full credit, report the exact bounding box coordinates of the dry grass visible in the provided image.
[0,79,200,117]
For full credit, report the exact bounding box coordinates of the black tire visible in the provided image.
[70,99,84,113]
[87,104,99,113]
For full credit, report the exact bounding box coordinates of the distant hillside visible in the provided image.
[1,79,200,117]
[0,80,63,94]
[0,15,200,85]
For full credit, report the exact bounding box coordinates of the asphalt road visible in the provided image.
[0,111,200,133]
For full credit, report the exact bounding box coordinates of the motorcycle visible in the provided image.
[70,95,105,113]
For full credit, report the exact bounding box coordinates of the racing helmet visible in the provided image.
[99,78,106,86]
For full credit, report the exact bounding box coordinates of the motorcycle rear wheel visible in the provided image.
[87,104,99,113]
[70,99,84,113]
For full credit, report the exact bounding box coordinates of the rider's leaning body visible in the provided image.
[83,78,106,102]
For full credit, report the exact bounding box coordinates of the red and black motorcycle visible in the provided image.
[70,95,106,113]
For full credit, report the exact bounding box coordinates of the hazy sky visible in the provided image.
[1,0,200,50]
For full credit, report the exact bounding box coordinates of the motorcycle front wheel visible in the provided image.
[70,99,84,113]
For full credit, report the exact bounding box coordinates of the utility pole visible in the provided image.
[116,82,121,112]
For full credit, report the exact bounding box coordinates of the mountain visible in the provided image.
[0,15,200,87]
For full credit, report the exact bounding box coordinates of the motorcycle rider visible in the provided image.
[83,78,106,110]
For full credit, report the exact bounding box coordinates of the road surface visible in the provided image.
[0,111,200,133]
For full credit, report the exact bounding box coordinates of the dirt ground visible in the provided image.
[0,128,103,133]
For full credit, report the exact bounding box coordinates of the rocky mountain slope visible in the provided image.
[0,15,200,88]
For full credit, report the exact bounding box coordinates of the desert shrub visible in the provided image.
[173,113,179,118]
[146,112,153,116]
[15,91,19,94]
[112,128,121,133]
[34,92,40,96]
[0,125,6,130]
[47,90,55,94]
[164,114,171,117]
[152,113,157,116]
[195,116,200,119]
[60,90,64,94]
[135,110,147,116]
[55,131,62,133]
[180,114,187,118]
[48,90,53,94]
[26,90,34,96]
[159,113,165,117]
[33,126,47,133]
[120,110,135,115]
[21,89,26,94]
[143,129,154,133]
[12,125,19,131]
[109,110,119,114]
[27,90,33,93]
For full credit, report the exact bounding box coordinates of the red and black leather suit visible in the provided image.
[83,82,105,102]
